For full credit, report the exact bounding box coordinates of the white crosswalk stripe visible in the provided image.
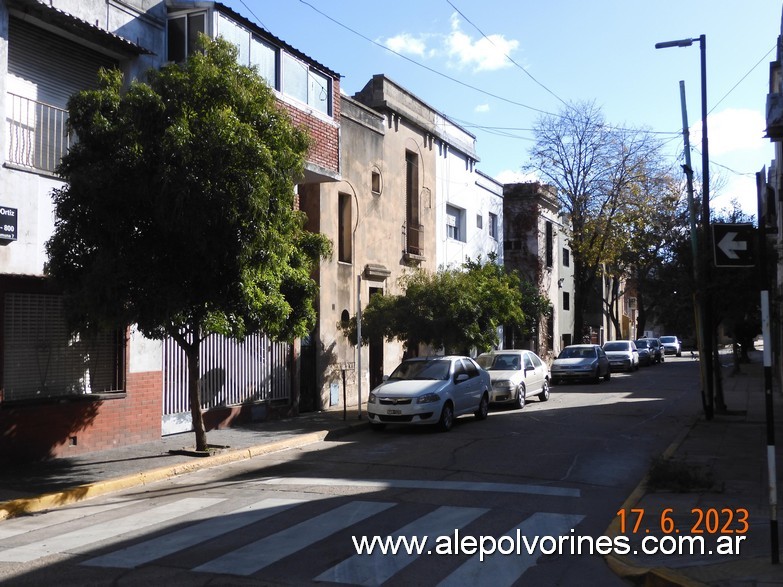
[82,497,304,569]
[1,492,587,585]
[193,500,395,576]
[0,497,222,563]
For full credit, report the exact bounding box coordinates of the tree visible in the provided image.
[45,37,331,452]
[342,257,542,354]
[526,101,666,341]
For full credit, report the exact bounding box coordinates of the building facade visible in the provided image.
[0,0,342,460]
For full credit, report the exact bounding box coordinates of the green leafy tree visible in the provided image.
[45,37,331,452]
[343,257,546,355]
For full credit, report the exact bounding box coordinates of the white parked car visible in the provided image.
[602,340,640,372]
[660,336,682,357]
[476,350,550,409]
[366,356,491,432]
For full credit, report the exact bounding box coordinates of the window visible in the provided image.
[489,212,498,240]
[476,214,483,229]
[251,36,277,86]
[167,12,206,63]
[405,151,422,256]
[446,205,464,242]
[282,52,330,115]
[563,291,570,311]
[338,193,352,263]
[545,221,553,267]
[371,170,381,195]
[3,293,125,401]
[563,248,570,267]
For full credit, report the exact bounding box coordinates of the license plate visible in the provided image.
[387,409,402,415]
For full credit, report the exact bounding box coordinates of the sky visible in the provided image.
[221,0,783,217]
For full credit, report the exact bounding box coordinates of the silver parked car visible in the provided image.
[602,340,639,372]
[660,336,682,357]
[550,344,611,385]
[476,349,550,409]
[366,356,491,432]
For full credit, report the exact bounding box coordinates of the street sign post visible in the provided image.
[712,223,756,267]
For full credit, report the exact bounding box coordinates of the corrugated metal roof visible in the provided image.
[7,0,154,57]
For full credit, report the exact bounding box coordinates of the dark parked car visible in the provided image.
[635,338,664,364]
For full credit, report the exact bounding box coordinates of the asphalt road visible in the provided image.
[0,356,703,586]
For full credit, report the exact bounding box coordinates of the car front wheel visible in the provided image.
[437,402,455,432]
[515,385,526,410]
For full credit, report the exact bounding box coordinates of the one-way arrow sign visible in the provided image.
[712,223,756,267]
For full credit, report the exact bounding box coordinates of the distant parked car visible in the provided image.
[635,338,664,365]
[550,344,611,385]
[366,356,491,432]
[476,349,550,409]
[602,340,639,372]
[660,336,682,357]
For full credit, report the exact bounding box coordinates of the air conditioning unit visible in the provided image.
[766,93,783,141]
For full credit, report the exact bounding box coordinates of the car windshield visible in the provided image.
[486,354,522,371]
[661,336,676,343]
[603,342,628,351]
[388,359,451,381]
[635,340,650,349]
[559,347,595,359]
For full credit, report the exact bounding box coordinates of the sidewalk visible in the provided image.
[606,348,783,586]
[1,351,782,585]
[0,408,369,518]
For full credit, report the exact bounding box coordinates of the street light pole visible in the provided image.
[655,35,715,420]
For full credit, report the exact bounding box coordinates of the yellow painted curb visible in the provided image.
[0,429,330,521]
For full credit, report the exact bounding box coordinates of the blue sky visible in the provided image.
[222,0,782,216]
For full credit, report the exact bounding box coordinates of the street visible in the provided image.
[0,356,703,586]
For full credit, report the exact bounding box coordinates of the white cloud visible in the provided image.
[711,173,758,217]
[384,33,428,57]
[475,103,490,113]
[445,14,518,72]
[690,108,767,157]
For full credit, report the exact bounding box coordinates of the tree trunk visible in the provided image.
[186,337,208,452]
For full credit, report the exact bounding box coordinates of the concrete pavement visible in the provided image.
[1,349,782,585]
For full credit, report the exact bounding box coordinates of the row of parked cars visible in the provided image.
[365,337,682,432]
[550,336,681,385]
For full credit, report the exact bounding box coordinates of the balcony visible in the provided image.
[6,93,71,174]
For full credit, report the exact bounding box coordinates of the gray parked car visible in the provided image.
[635,338,664,364]
[550,344,611,385]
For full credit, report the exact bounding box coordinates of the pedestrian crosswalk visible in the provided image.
[0,490,586,586]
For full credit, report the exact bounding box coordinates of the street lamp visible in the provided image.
[655,35,715,420]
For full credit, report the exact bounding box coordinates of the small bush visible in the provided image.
[646,457,714,492]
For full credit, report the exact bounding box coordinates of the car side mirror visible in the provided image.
[382,375,389,382]
[455,373,469,383]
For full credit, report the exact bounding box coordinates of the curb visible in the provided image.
[0,421,369,521]
[603,416,706,587]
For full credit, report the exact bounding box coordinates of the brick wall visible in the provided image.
[0,370,162,463]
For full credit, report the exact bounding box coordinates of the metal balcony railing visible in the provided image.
[7,93,71,174]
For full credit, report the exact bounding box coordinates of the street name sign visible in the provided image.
[712,223,756,267]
